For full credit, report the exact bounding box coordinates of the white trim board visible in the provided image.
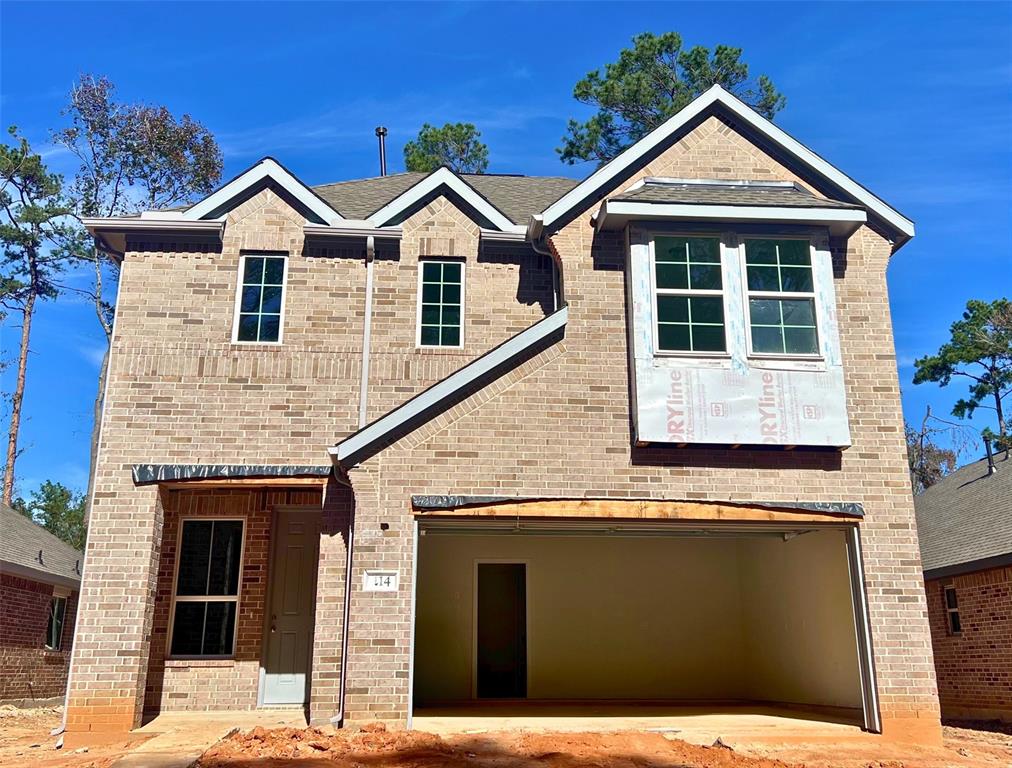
[184,157,343,225]
[331,306,568,466]
[367,167,523,233]
[540,85,914,243]
[596,200,867,237]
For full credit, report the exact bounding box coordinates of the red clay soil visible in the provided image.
[195,723,1012,768]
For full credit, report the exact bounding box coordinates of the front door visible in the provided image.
[262,508,320,706]
[476,562,527,698]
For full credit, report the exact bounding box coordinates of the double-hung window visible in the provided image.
[744,238,819,356]
[417,260,464,348]
[45,595,67,650]
[170,519,244,657]
[234,254,286,343]
[653,236,726,353]
[943,585,961,634]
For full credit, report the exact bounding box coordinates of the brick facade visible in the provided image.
[925,567,1012,721]
[0,573,78,703]
[67,110,940,742]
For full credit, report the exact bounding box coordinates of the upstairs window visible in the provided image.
[653,236,726,353]
[45,595,67,650]
[234,254,286,343]
[943,585,961,634]
[744,239,819,356]
[170,519,244,657]
[418,260,464,348]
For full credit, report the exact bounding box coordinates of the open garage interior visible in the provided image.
[412,519,876,733]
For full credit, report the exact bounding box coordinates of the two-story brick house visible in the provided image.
[71,86,940,743]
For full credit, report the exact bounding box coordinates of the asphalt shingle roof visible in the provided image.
[612,181,861,209]
[914,451,1012,576]
[313,172,580,224]
[0,501,82,586]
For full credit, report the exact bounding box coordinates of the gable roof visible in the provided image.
[0,501,82,589]
[184,156,344,225]
[315,173,578,225]
[537,84,915,247]
[914,451,1012,578]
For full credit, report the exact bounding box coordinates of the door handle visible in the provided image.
[271,614,277,633]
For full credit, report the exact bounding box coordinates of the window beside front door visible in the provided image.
[233,254,287,343]
[169,519,244,657]
[417,260,464,348]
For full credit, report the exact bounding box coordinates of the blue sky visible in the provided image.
[1,1,1010,497]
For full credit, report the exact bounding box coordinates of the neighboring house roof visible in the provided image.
[315,172,579,225]
[914,451,1012,579]
[611,179,861,209]
[0,501,82,590]
[537,84,914,247]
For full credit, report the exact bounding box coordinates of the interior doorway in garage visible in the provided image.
[412,518,879,733]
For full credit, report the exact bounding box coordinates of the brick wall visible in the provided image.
[0,573,78,702]
[925,567,1012,721]
[339,115,940,741]
[68,112,939,741]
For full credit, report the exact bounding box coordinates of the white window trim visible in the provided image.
[943,585,961,635]
[739,237,823,361]
[167,517,246,660]
[231,253,289,346]
[649,235,730,358]
[415,258,466,350]
[45,594,68,651]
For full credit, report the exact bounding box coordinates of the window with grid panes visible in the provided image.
[418,260,463,347]
[744,239,819,356]
[235,254,285,343]
[653,236,726,353]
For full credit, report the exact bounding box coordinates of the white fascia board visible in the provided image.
[183,157,343,224]
[82,217,224,234]
[331,306,568,466]
[366,167,521,233]
[596,200,867,232]
[480,228,527,242]
[541,85,914,240]
[304,223,403,239]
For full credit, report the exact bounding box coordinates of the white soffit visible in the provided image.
[540,85,914,240]
[183,157,343,224]
[596,200,867,236]
[367,166,523,233]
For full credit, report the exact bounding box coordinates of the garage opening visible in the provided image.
[412,519,877,733]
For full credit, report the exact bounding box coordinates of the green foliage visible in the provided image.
[559,32,786,165]
[13,481,87,550]
[913,298,1012,449]
[404,122,489,174]
[0,127,83,314]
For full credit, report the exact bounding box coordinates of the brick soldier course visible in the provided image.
[70,85,941,743]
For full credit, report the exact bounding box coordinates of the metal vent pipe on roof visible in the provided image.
[375,126,388,177]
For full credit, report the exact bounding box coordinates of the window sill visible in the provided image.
[230,341,284,348]
[747,355,826,372]
[164,658,236,668]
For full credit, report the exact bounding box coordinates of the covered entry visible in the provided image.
[413,511,879,732]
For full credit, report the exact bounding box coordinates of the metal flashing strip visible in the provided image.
[595,200,867,234]
[332,306,568,468]
[132,464,331,485]
[412,495,863,517]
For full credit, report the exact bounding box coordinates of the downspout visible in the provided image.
[333,128,387,728]
[527,214,562,311]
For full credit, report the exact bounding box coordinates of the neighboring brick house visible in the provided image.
[72,85,939,743]
[916,450,1011,721]
[0,502,82,704]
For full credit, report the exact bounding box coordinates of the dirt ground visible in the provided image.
[2,707,1011,768]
